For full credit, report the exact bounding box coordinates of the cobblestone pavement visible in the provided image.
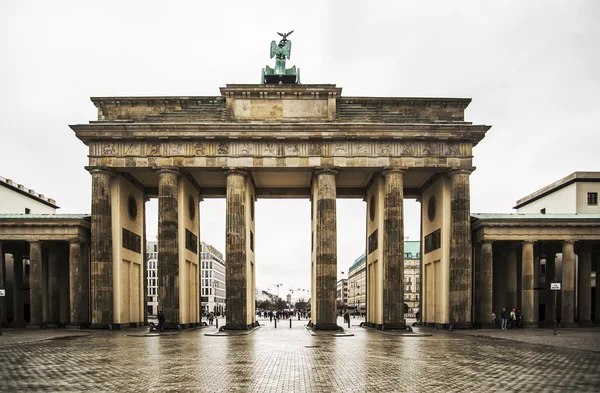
[1,317,599,392]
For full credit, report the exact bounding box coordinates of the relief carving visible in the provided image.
[379,143,391,155]
[285,143,299,155]
[171,143,184,155]
[354,143,368,156]
[401,143,414,156]
[217,143,229,155]
[445,143,459,156]
[333,142,347,155]
[422,142,437,156]
[148,143,161,156]
[123,143,140,156]
[102,143,116,156]
[308,143,322,155]
[194,142,206,155]
[264,143,277,155]
[240,142,252,155]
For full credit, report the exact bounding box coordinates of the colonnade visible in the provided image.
[0,240,88,327]
[476,240,600,327]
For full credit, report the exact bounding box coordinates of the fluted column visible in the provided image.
[89,168,114,326]
[69,241,83,326]
[313,168,338,330]
[480,241,493,327]
[449,169,472,326]
[12,251,24,326]
[382,167,405,327]
[47,248,60,325]
[521,241,535,327]
[157,168,180,327]
[29,241,43,327]
[561,240,575,326]
[506,245,518,311]
[577,245,592,325]
[0,242,5,325]
[225,168,248,329]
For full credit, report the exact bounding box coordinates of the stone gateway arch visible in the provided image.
[72,84,490,330]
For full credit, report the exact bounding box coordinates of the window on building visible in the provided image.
[154,244,158,252]
[25,208,31,214]
[540,208,546,214]
[588,192,598,206]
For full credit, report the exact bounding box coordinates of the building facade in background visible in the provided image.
[347,254,366,314]
[0,175,58,214]
[336,278,348,311]
[146,241,158,315]
[201,242,226,316]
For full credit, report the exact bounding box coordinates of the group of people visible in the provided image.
[493,307,522,330]
[261,310,309,321]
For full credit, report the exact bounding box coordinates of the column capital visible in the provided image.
[563,240,575,245]
[313,166,339,176]
[86,167,115,176]
[449,168,474,177]
[224,167,248,177]
[382,166,406,176]
[522,240,535,245]
[154,167,180,176]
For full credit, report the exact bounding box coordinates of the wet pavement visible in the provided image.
[1,317,599,392]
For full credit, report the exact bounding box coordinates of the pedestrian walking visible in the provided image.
[501,308,508,330]
[158,310,166,332]
[208,312,214,325]
[515,309,522,328]
[510,308,516,329]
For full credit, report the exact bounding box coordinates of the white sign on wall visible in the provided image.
[550,283,561,290]
[0,289,5,297]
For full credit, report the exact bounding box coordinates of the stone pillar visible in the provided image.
[313,168,338,330]
[157,168,180,327]
[142,197,148,326]
[225,168,248,329]
[29,241,43,327]
[47,248,60,325]
[59,248,70,326]
[12,251,24,326]
[480,241,493,327]
[382,167,405,328]
[506,245,518,311]
[89,168,114,326]
[595,250,600,323]
[449,169,472,326]
[577,245,592,325]
[561,240,575,326]
[0,242,5,326]
[521,241,535,327]
[69,241,83,326]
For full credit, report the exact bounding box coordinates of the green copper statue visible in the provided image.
[262,30,301,84]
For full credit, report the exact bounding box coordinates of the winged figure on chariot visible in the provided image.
[262,30,301,84]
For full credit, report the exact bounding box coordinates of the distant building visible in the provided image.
[0,175,58,214]
[515,172,600,214]
[146,241,158,315]
[200,242,226,316]
[286,294,292,305]
[347,241,421,314]
[336,278,348,310]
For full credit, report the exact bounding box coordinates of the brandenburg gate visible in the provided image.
[71,34,490,330]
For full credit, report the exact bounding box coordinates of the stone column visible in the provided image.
[89,168,114,326]
[577,245,592,325]
[382,167,405,328]
[29,241,43,327]
[449,169,472,326]
[595,250,600,323]
[480,241,493,327]
[506,245,518,311]
[561,240,575,326]
[157,168,180,327]
[142,197,148,326]
[12,251,24,326]
[521,241,535,327]
[0,242,5,326]
[313,168,338,330]
[225,168,248,329]
[59,248,70,326]
[69,241,83,326]
[47,248,60,325]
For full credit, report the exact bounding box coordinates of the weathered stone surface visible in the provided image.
[224,169,248,329]
[157,168,179,326]
[506,246,517,311]
[48,248,60,324]
[69,241,82,325]
[0,242,5,325]
[449,169,472,326]
[313,168,338,330]
[90,169,113,326]
[480,241,493,326]
[382,167,404,327]
[521,241,535,326]
[561,241,575,325]
[29,241,43,326]
[578,247,592,323]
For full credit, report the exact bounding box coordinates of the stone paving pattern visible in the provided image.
[1,318,599,392]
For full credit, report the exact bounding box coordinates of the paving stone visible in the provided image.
[0,317,599,392]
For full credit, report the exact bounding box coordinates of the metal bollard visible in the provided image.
[275,318,277,328]
[290,318,292,328]
[347,318,350,329]
[216,318,219,329]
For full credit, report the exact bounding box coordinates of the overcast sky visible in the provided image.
[1,1,598,298]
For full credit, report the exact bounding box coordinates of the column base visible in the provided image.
[66,323,87,329]
[577,320,595,327]
[312,323,343,331]
[26,323,47,329]
[219,323,253,331]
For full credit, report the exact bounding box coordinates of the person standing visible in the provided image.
[501,308,508,330]
[208,312,214,325]
[515,309,522,328]
[157,311,166,332]
[492,311,496,327]
[510,308,516,329]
